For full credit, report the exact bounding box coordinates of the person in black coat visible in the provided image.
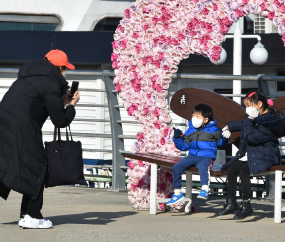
[216,91,285,219]
[0,49,80,228]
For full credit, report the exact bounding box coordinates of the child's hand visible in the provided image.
[222,126,229,132]
[222,126,231,139]
[173,128,183,139]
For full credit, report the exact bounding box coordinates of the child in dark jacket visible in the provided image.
[216,91,285,219]
[166,104,229,205]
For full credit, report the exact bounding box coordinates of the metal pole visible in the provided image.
[102,70,126,192]
[233,19,242,105]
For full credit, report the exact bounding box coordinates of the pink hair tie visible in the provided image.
[248,92,256,97]
[267,99,274,106]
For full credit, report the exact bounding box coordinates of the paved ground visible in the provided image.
[1,186,285,242]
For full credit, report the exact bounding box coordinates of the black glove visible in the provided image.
[173,128,183,139]
[221,162,229,171]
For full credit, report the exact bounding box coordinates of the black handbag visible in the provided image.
[45,126,87,187]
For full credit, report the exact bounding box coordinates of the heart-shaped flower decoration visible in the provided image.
[112,0,285,211]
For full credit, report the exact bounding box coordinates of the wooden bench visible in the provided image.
[123,152,285,224]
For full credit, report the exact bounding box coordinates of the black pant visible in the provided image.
[227,160,251,200]
[20,183,44,219]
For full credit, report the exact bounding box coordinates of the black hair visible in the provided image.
[245,90,281,119]
[192,104,213,122]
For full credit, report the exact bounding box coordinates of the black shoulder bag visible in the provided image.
[45,126,87,187]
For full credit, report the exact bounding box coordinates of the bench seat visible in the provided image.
[123,152,285,223]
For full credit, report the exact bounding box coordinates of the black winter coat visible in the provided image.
[221,110,285,175]
[0,60,75,201]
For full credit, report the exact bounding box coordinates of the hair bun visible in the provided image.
[267,99,274,106]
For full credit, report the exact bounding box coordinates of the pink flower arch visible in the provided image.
[111,0,285,210]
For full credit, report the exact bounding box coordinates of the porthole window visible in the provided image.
[0,14,60,31]
[93,17,122,32]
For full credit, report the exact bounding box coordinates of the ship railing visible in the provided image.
[1,68,285,196]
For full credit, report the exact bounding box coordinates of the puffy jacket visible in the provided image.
[173,119,229,159]
[0,60,75,201]
[222,110,285,175]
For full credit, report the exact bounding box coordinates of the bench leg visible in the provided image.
[274,170,282,224]
[185,171,192,213]
[150,163,158,215]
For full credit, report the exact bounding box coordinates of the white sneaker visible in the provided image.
[18,218,24,227]
[22,214,53,229]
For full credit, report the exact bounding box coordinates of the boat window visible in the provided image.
[0,14,60,31]
[93,17,122,32]
[276,71,285,92]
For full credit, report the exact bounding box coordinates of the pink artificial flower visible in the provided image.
[121,39,128,49]
[134,83,141,92]
[135,44,142,53]
[117,24,124,33]
[235,9,244,18]
[127,104,138,116]
[111,53,118,61]
[165,171,173,182]
[138,160,145,167]
[212,46,222,53]
[131,65,136,71]
[202,8,209,15]
[161,6,168,13]
[223,17,233,26]
[112,61,119,69]
[159,203,166,211]
[153,59,161,68]
[137,179,144,187]
[128,160,135,170]
[153,107,160,117]
[154,120,161,129]
[131,183,138,191]
[212,4,218,11]
[112,41,119,49]
[146,93,152,99]
[137,132,145,140]
[133,32,140,39]
[152,16,159,24]
[282,33,285,46]
[160,137,166,145]
[219,25,229,34]
[143,24,150,31]
[281,5,285,13]
[274,0,282,8]
[125,9,131,18]
[159,182,167,190]
[115,83,121,92]
[163,65,169,71]
[268,12,275,20]
[143,7,150,14]
[143,107,150,115]
[260,2,266,12]
[211,53,220,62]
[163,127,170,137]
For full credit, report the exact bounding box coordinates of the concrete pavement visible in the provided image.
[0,186,285,242]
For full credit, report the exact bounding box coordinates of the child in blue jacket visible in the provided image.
[167,104,229,205]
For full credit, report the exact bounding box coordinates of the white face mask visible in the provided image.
[62,71,67,78]
[246,107,259,118]
[192,117,204,129]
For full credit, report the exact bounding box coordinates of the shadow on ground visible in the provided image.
[197,197,285,222]
[3,211,138,226]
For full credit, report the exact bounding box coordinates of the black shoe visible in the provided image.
[215,198,239,216]
[233,200,253,219]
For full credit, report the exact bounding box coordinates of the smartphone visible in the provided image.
[70,81,79,97]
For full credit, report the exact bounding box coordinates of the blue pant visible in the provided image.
[172,156,212,189]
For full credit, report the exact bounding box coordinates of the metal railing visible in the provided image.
[1,68,285,194]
